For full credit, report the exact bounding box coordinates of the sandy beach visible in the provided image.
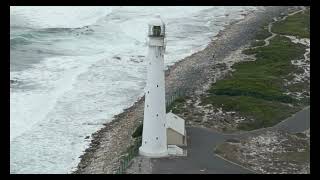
[73,6,298,174]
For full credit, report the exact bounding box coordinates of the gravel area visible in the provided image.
[216,129,310,174]
[126,156,153,174]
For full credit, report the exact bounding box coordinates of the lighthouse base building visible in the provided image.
[166,112,187,156]
[140,112,187,157]
[166,112,187,147]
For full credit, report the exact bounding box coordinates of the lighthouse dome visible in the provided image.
[148,16,165,37]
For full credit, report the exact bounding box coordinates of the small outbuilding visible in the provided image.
[166,112,187,147]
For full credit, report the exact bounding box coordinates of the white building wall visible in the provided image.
[167,129,183,146]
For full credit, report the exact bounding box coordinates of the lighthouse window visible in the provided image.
[156,114,158,117]
[148,91,149,94]
[152,26,161,36]
[157,85,158,87]
[156,137,158,140]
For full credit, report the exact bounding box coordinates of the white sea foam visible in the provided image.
[10,6,114,29]
[10,6,257,173]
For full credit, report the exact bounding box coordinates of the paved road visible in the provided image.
[226,106,310,139]
[151,106,310,174]
[152,127,253,174]
[274,106,310,133]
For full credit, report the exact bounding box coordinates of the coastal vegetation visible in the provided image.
[165,9,309,132]
[132,122,143,138]
[254,26,272,40]
[272,9,310,38]
[201,9,309,131]
[212,9,310,174]
[166,96,188,114]
[250,40,265,47]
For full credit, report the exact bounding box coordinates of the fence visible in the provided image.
[166,88,188,109]
[115,137,142,174]
[114,88,188,174]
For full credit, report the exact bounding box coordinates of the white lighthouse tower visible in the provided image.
[139,16,168,157]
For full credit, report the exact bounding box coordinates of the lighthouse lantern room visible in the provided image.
[148,21,165,37]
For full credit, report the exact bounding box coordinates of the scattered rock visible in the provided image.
[216,129,310,174]
[226,138,241,143]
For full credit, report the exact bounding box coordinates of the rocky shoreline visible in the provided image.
[73,6,295,174]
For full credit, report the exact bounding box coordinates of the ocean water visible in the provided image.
[10,6,257,174]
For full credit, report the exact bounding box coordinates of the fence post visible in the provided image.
[123,158,126,171]
[129,149,132,160]
[126,156,129,167]
[121,159,124,173]
[114,138,143,174]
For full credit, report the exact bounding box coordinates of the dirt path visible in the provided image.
[252,8,305,49]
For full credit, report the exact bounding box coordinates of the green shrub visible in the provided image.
[132,123,143,138]
[251,40,265,47]
[273,10,310,38]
